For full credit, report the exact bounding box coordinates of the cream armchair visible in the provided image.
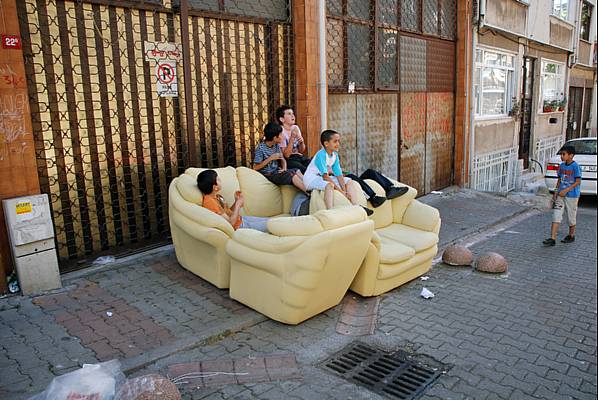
[309,178,441,297]
[225,206,374,325]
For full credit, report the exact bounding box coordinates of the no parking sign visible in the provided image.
[155,61,178,97]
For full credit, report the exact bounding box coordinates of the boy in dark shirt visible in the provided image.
[254,122,307,192]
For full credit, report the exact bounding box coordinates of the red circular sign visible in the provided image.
[157,63,175,84]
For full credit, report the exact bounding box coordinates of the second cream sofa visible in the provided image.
[310,178,441,297]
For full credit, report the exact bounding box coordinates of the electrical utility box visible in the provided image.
[2,194,61,295]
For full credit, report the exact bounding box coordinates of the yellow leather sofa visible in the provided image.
[310,179,441,297]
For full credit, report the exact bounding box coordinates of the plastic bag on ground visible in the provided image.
[115,374,181,400]
[29,360,125,400]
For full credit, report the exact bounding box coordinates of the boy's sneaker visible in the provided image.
[362,206,374,216]
[386,186,409,199]
[561,235,575,243]
[369,196,387,208]
[542,238,556,246]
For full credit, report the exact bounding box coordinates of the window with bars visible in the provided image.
[326,0,456,92]
[177,0,290,20]
[474,48,515,117]
[540,60,565,111]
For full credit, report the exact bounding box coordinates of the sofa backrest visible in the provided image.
[363,179,394,229]
[236,167,283,217]
[185,166,240,206]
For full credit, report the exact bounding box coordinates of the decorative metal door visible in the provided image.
[567,87,584,140]
[582,88,592,137]
[519,57,534,169]
[17,0,293,270]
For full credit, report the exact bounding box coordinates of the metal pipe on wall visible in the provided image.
[180,0,197,166]
[318,0,327,131]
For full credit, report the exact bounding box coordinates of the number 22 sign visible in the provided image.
[2,35,21,49]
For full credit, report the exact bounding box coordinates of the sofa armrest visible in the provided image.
[169,182,235,238]
[401,200,440,232]
[371,231,381,251]
[226,231,306,277]
[231,229,307,253]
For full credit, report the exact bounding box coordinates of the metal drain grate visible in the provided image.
[322,342,444,400]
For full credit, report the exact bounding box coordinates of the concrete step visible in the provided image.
[516,170,549,194]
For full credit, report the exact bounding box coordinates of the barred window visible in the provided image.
[474,48,515,117]
[179,0,290,21]
[401,0,420,31]
[326,0,456,91]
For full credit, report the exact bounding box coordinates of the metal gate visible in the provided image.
[325,0,456,195]
[17,0,293,268]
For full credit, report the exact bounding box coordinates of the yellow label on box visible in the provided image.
[16,201,32,215]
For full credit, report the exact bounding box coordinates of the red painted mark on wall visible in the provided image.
[0,64,25,88]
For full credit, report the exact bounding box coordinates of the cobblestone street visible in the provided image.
[0,192,596,399]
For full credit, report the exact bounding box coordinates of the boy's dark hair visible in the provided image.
[275,105,292,124]
[197,170,218,195]
[320,129,339,146]
[560,145,576,156]
[264,122,283,141]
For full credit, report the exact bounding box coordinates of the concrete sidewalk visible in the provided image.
[0,190,574,399]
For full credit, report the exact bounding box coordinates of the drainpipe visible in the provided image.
[318,0,327,131]
[469,0,483,187]
[180,0,197,167]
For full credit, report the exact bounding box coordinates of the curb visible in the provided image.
[434,207,540,264]
[121,313,268,374]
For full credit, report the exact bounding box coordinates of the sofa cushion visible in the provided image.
[236,167,283,217]
[377,224,438,252]
[185,166,240,206]
[363,180,393,229]
[268,215,323,237]
[176,174,203,205]
[314,206,366,231]
[378,236,416,264]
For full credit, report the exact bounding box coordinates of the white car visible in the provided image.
[545,137,597,196]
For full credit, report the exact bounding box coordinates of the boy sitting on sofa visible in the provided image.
[303,129,374,216]
[254,122,308,193]
[197,170,271,232]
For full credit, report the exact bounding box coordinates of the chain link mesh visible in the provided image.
[17,0,293,265]
[326,0,456,92]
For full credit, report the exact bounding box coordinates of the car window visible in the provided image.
[559,140,597,155]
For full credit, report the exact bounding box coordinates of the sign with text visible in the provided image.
[2,35,21,49]
[155,61,178,97]
[144,41,182,62]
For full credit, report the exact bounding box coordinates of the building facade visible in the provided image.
[470,0,597,193]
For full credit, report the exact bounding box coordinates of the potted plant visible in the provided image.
[543,99,553,113]
[509,98,521,118]
[557,97,567,112]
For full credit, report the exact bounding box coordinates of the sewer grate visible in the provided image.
[321,342,444,400]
